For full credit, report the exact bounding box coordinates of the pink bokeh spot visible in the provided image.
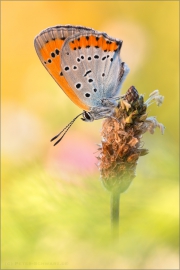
[47,132,98,178]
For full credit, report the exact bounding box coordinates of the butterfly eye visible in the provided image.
[82,111,94,122]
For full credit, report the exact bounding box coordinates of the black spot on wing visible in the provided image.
[84,70,92,77]
[76,83,82,89]
[85,93,90,97]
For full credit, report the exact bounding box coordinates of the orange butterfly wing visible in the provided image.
[34,26,90,111]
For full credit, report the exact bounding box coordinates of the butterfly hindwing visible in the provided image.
[61,31,127,107]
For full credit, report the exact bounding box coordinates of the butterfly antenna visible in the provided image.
[50,113,83,146]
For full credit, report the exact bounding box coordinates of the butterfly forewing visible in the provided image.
[34,25,95,110]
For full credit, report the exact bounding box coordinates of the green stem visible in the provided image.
[110,191,120,238]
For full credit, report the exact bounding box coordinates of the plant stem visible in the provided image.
[110,191,120,238]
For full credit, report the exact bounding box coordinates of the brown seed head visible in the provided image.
[97,86,164,193]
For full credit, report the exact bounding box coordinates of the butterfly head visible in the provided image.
[81,100,117,122]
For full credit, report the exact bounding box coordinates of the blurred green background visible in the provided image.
[1,1,179,269]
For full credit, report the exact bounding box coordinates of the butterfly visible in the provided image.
[34,25,129,145]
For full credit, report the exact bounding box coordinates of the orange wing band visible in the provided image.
[39,39,90,111]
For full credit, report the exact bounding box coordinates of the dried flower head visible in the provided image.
[97,86,165,193]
